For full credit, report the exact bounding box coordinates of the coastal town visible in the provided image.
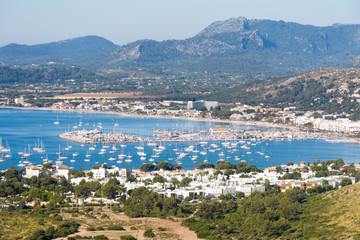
[1,159,356,208]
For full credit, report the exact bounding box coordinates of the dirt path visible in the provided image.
[57,208,199,240]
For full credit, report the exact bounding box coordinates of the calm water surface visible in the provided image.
[1,108,360,170]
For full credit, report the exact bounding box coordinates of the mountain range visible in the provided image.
[1,17,360,79]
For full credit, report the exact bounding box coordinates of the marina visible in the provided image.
[59,127,347,144]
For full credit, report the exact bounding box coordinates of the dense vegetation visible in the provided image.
[181,185,360,240]
[139,162,181,172]
[124,187,194,218]
[0,66,100,84]
[183,189,305,239]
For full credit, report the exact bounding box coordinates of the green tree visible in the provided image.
[140,163,156,172]
[180,177,192,187]
[153,174,167,183]
[340,177,352,187]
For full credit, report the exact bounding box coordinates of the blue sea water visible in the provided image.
[1,108,360,171]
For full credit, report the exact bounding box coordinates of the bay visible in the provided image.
[0,108,359,171]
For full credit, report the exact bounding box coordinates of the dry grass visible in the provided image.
[319,183,360,238]
[0,211,56,240]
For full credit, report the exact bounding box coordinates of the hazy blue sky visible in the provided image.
[0,0,359,47]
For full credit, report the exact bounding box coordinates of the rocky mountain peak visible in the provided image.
[196,16,249,37]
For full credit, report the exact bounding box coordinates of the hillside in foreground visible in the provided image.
[182,182,360,239]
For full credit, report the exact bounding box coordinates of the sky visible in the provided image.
[0,0,359,47]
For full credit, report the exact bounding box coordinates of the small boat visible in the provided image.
[23,145,32,157]
[135,146,144,150]
[2,140,11,152]
[54,116,60,125]
[125,159,132,162]
[72,152,79,157]
[137,151,146,156]
[108,157,116,161]
[70,159,76,163]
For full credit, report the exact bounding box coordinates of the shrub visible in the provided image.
[120,235,137,240]
[107,225,125,231]
[143,228,155,237]
[184,196,193,201]
[94,235,108,239]
[87,227,96,231]
[158,227,166,231]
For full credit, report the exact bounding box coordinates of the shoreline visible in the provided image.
[0,106,297,130]
[2,106,358,144]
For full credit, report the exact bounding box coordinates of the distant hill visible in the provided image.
[0,36,118,65]
[212,67,360,114]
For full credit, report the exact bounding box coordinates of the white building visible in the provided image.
[91,167,127,180]
[187,100,218,111]
[53,165,69,179]
[24,165,41,178]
